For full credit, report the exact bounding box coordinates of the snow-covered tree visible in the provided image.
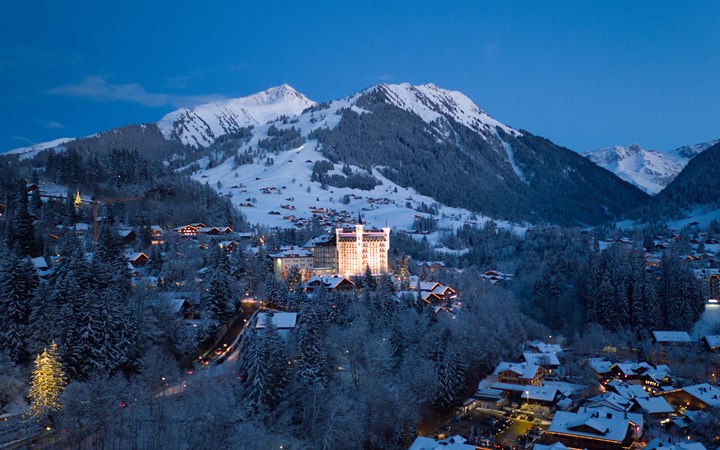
[0,248,38,362]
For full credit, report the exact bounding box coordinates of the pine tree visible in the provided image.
[240,326,270,411]
[0,249,38,362]
[28,341,67,418]
[295,306,328,386]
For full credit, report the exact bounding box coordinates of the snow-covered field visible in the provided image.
[6,137,74,160]
[194,138,520,235]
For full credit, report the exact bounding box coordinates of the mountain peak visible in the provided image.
[366,82,519,137]
[158,85,316,147]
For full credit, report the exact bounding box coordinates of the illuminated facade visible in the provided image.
[335,224,390,276]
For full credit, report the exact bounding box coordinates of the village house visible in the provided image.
[652,331,693,347]
[303,275,355,294]
[173,223,205,236]
[493,362,545,386]
[661,383,720,410]
[700,335,720,351]
[547,409,642,450]
[644,438,708,450]
[150,225,164,245]
[126,252,149,268]
[268,246,314,279]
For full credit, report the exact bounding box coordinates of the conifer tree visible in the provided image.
[0,249,38,362]
[28,341,67,418]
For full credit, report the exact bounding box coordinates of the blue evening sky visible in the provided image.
[2,1,719,153]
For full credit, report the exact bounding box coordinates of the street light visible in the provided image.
[525,390,530,408]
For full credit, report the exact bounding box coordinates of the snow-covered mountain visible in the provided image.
[192,82,646,227]
[583,140,719,195]
[6,137,75,160]
[3,82,649,227]
[157,84,316,148]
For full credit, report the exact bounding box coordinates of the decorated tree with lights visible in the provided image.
[28,341,67,418]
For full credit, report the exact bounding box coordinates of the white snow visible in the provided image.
[5,137,75,160]
[376,83,521,138]
[583,140,718,195]
[158,84,316,147]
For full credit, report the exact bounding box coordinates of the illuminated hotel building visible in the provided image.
[335,224,390,276]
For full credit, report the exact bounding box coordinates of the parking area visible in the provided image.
[428,408,548,449]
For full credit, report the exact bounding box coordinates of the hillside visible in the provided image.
[629,141,720,223]
[583,140,719,194]
[5,83,651,229]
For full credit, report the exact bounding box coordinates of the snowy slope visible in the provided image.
[158,84,316,148]
[376,83,521,138]
[6,137,75,160]
[583,140,719,195]
[582,144,683,194]
[191,84,524,235]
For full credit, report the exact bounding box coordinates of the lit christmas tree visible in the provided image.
[28,341,67,418]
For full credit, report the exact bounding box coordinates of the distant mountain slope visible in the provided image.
[629,142,720,222]
[6,137,75,160]
[583,140,719,194]
[4,82,651,228]
[305,83,647,225]
[157,84,316,147]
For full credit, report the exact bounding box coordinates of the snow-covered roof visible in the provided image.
[268,246,313,258]
[653,331,692,343]
[682,383,720,407]
[408,435,475,450]
[125,252,148,261]
[30,256,48,270]
[635,397,674,415]
[527,340,563,354]
[549,410,633,443]
[523,352,560,367]
[489,383,558,402]
[645,438,707,450]
[607,380,649,400]
[118,228,134,238]
[533,443,569,450]
[583,392,634,412]
[256,312,297,330]
[493,362,542,380]
[418,281,442,291]
[701,335,720,349]
[588,358,613,374]
[304,275,354,290]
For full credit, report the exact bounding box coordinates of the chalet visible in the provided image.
[126,252,149,268]
[256,311,297,340]
[482,270,513,284]
[118,228,136,245]
[700,335,720,351]
[644,438,707,450]
[417,261,446,273]
[547,409,641,450]
[146,294,198,320]
[493,362,544,386]
[218,240,238,252]
[534,443,570,450]
[633,397,674,419]
[522,352,560,373]
[173,223,205,236]
[150,225,164,245]
[609,362,653,381]
[196,226,222,235]
[661,383,720,410]
[652,331,692,347]
[606,380,648,400]
[303,275,355,293]
[527,340,564,355]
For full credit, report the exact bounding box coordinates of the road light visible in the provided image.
[525,390,530,408]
